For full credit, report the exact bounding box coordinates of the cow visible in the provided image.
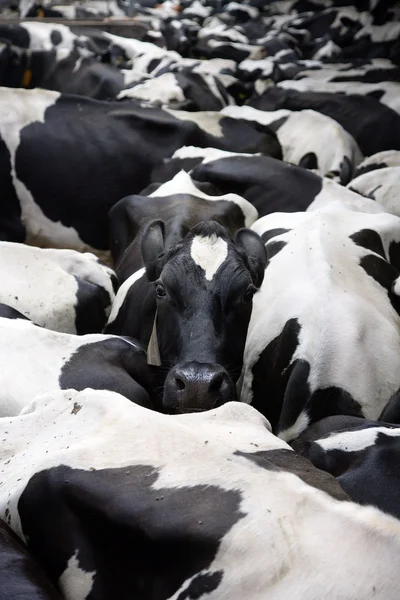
[0,42,129,100]
[117,68,236,110]
[0,303,157,415]
[220,104,363,184]
[150,146,262,185]
[0,242,116,333]
[0,86,280,255]
[276,79,400,115]
[0,517,62,599]
[293,59,400,83]
[2,390,400,600]
[109,169,258,267]
[0,21,86,51]
[348,167,400,216]
[189,153,375,217]
[247,86,400,156]
[292,415,400,520]
[106,217,267,413]
[239,201,400,441]
[353,150,400,178]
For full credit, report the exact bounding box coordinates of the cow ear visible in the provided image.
[235,229,267,288]
[141,220,165,282]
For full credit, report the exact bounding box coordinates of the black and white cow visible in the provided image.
[239,201,400,441]
[150,146,261,185]
[109,169,258,267]
[0,304,157,414]
[3,390,400,600]
[0,86,280,254]
[292,415,400,520]
[189,152,374,216]
[348,167,400,216]
[117,68,237,110]
[220,105,363,184]
[247,87,400,156]
[276,79,400,115]
[0,516,62,599]
[107,215,267,413]
[0,21,85,51]
[292,59,400,84]
[0,42,130,100]
[0,242,116,333]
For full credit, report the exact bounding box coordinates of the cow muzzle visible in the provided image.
[163,361,236,414]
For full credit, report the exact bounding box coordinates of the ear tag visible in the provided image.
[147,310,161,366]
[22,68,32,87]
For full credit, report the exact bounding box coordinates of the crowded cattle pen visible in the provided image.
[0,0,399,598]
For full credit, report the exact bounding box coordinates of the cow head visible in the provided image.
[141,220,267,414]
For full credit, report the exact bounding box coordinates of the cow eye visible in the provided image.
[243,285,257,303]
[155,283,166,298]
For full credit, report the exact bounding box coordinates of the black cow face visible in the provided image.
[141,220,267,414]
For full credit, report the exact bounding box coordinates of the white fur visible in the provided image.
[58,550,96,600]
[0,242,115,333]
[164,108,224,137]
[118,72,186,104]
[20,21,78,51]
[348,167,400,216]
[221,106,363,180]
[307,179,386,214]
[171,146,260,163]
[190,234,228,281]
[103,32,180,62]
[150,170,258,227]
[107,267,146,327]
[318,426,400,453]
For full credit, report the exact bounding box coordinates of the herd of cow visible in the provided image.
[0,0,400,598]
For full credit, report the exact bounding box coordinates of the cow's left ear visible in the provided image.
[141,220,165,282]
[235,229,267,288]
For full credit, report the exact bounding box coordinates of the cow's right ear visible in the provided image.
[141,220,165,281]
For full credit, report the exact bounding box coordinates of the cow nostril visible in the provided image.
[175,376,185,391]
[209,373,224,393]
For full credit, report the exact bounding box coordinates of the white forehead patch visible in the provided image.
[190,235,228,281]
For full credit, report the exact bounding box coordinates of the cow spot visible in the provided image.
[350,229,386,258]
[354,162,388,179]
[74,278,112,334]
[250,318,302,430]
[366,89,385,101]
[339,156,353,185]
[50,30,63,46]
[389,240,400,271]
[18,464,245,599]
[235,449,348,501]
[177,571,223,600]
[249,318,363,437]
[261,228,291,245]
[299,152,319,171]
[265,240,287,261]
[359,254,400,315]
[266,115,289,133]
